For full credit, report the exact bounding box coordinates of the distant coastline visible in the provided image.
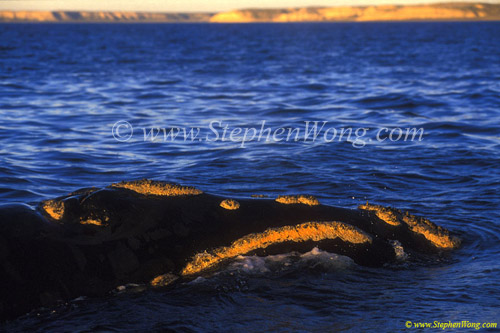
[1,2,500,23]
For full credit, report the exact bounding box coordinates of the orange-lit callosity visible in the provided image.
[150,273,179,287]
[359,203,460,249]
[181,221,371,275]
[401,213,460,249]
[275,195,320,206]
[358,203,401,226]
[220,199,240,210]
[41,199,65,220]
[110,179,202,196]
[79,217,108,226]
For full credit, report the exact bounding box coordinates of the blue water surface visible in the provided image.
[0,22,499,331]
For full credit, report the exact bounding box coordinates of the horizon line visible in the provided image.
[1,1,500,13]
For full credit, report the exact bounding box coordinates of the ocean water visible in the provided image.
[1,22,499,331]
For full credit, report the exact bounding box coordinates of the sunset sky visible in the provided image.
[1,0,498,12]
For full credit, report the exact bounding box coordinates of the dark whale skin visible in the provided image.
[0,183,459,320]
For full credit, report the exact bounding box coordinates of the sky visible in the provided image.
[0,0,498,12]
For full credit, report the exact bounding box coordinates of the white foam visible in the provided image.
[226,247,354,275]
[390,240,408,260]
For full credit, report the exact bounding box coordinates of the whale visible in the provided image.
[0,179,460,320]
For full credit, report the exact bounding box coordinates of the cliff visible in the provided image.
[0,11,213,23]
[1,3,499,23]
[210,3,500,23]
